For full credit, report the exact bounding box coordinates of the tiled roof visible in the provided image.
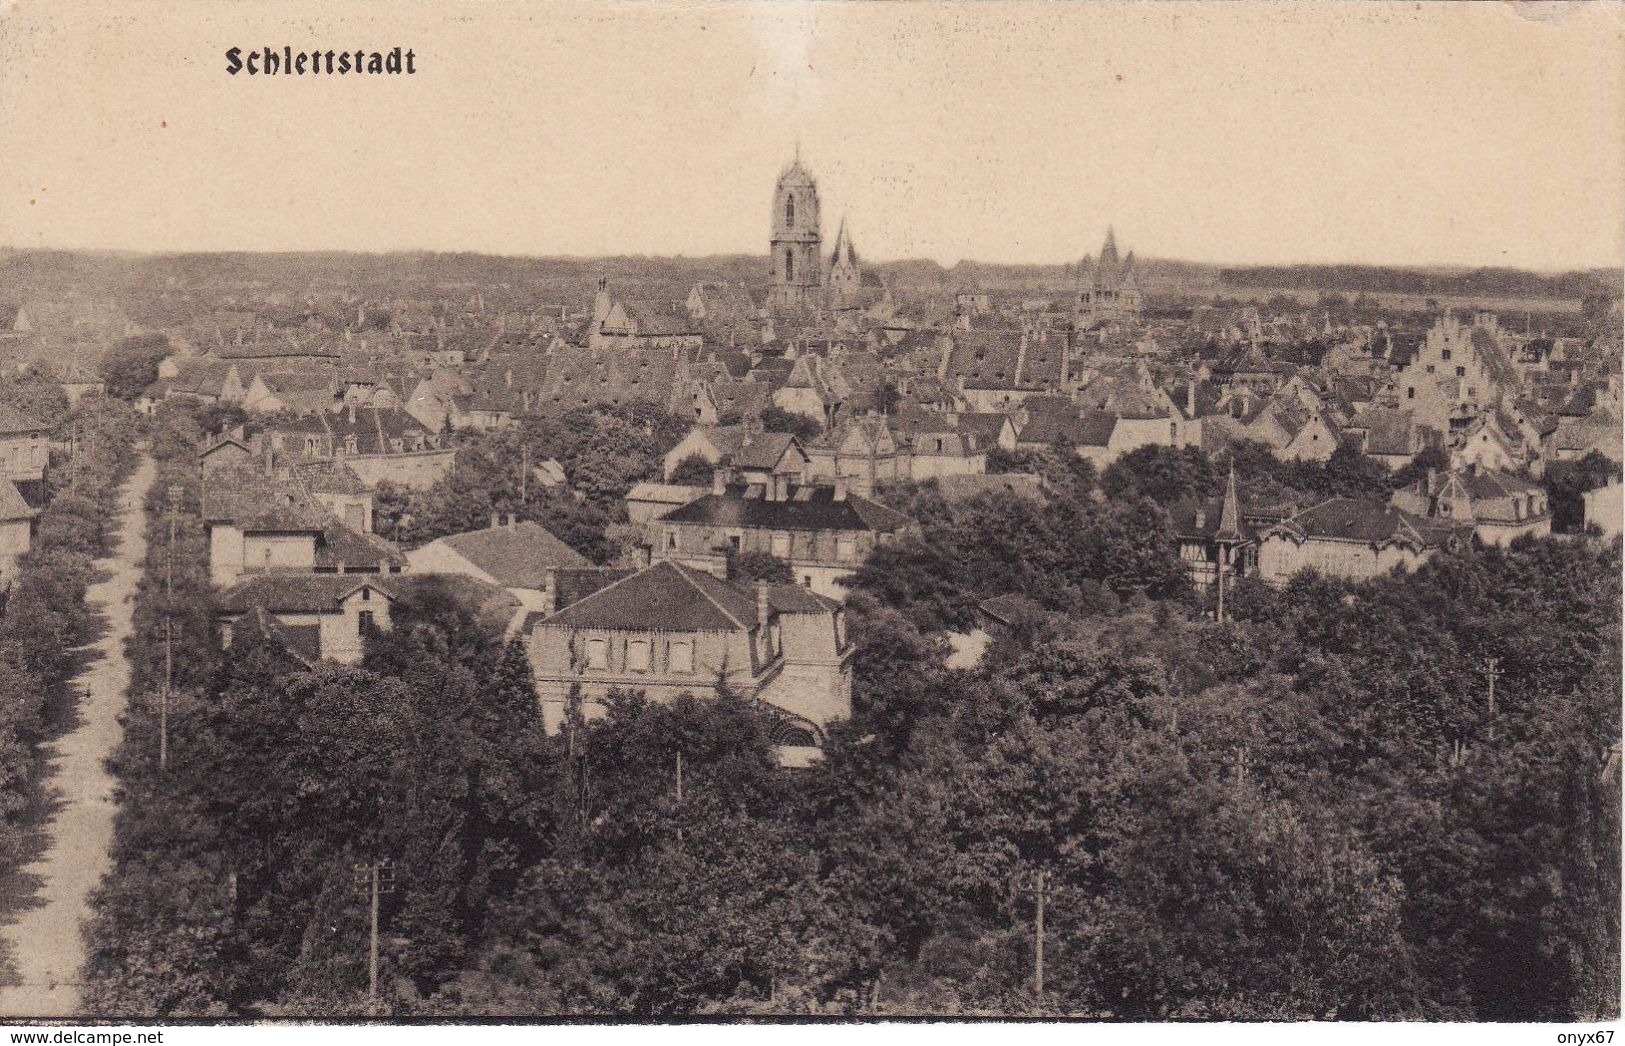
[730,431,799,471]
[554,566,636,611]
[0,479,35,521]
[0,404,49,436]
[538,560,833,633]
[536,343,685,414]
[658,483,914,533]
[291,460,371,496]
[541,560,755,632]
[1170,497,1255,542]
[979,593,1045,627]
[238,500,331,533]
[217,574,394,614]
[1271,498,1462,548]
[950,412,1012,445]
[1408,467,1543,502]
[317,521,406,570]
[627,482,707,505]
[437,521,590,588]
[1019,410,1118,448]
[201,465,304,522]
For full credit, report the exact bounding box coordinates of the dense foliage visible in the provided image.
[374,404,687,559]
[80,401,1621,1021]
[0,395,139,864]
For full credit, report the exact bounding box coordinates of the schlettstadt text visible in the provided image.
[225,47,416,76]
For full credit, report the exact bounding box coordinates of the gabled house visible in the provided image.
[406,515,592,612]
[0,405,50,492]
[1256,498,1468,585]
[1389,466,1550,547]
[525,560,854,754]
[649,474,915,599]
[218,576,393,665]
[0,479,36,587]
[662,426,808,486]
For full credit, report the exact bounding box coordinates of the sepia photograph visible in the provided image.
[0,0,1621,1034]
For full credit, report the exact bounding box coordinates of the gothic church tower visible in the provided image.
[770,153,822,311]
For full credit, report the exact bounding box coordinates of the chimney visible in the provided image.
[490,512,500,529]
[833,475,848,501]
[756,580,771,637]
[506,513,516,528]
[712,468,728,496]
[539,570,557,617]
[349,402,357,424]
[1186,381,1197,418]
[378,557,389,574]
[1194,509,1207,529]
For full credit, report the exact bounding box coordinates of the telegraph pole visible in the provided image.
[1482,656,1503,742]
[1032,870,1047,1008]
[160,483,182,772]
[353,860,395,1006]
[674,749,685,846]
[520,442,529,503]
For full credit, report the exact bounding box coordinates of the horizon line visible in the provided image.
[1,243,1619,279]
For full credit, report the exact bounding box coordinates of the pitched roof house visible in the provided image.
[526,560,854,758]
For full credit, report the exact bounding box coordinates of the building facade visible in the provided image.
[526,560,854,748]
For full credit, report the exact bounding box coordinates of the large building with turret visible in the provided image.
[1075,228,1144,328]
[768,155,885,315]
[770,155,825,311]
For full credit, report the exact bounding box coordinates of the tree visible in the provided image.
[99,334,173,401]
[760,405,823,441]
[726,550,793,584]
[1543,450,1622,533]
[667,454,714,486]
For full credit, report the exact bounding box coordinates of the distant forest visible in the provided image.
[1217,264,1618,302]
[1,249,1616,319]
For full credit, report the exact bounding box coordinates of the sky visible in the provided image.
[1,0,1622,270]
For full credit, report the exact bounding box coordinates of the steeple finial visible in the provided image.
[1216,462,1243,543]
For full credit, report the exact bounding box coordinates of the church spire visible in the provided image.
[1215,462,1243,544]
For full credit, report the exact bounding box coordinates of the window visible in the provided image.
[1441,349,1452,361]
[665,531,678,551]
[360,587,370,601]
[785,194,795,226]
[728,534,741,552]
[669,639,694,674]
[1455,366,1466,377]
[837,535,856,562]
[772,532,790,557]
[626,639,650,673]
[585,637,608,670]
[803,575,813,588]
[1407,387,1416,400]
[1425,365,1435,374]
[357,610,374,635]
[785,249,794,283]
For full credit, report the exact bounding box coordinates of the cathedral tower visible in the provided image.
[770,153,822,311]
